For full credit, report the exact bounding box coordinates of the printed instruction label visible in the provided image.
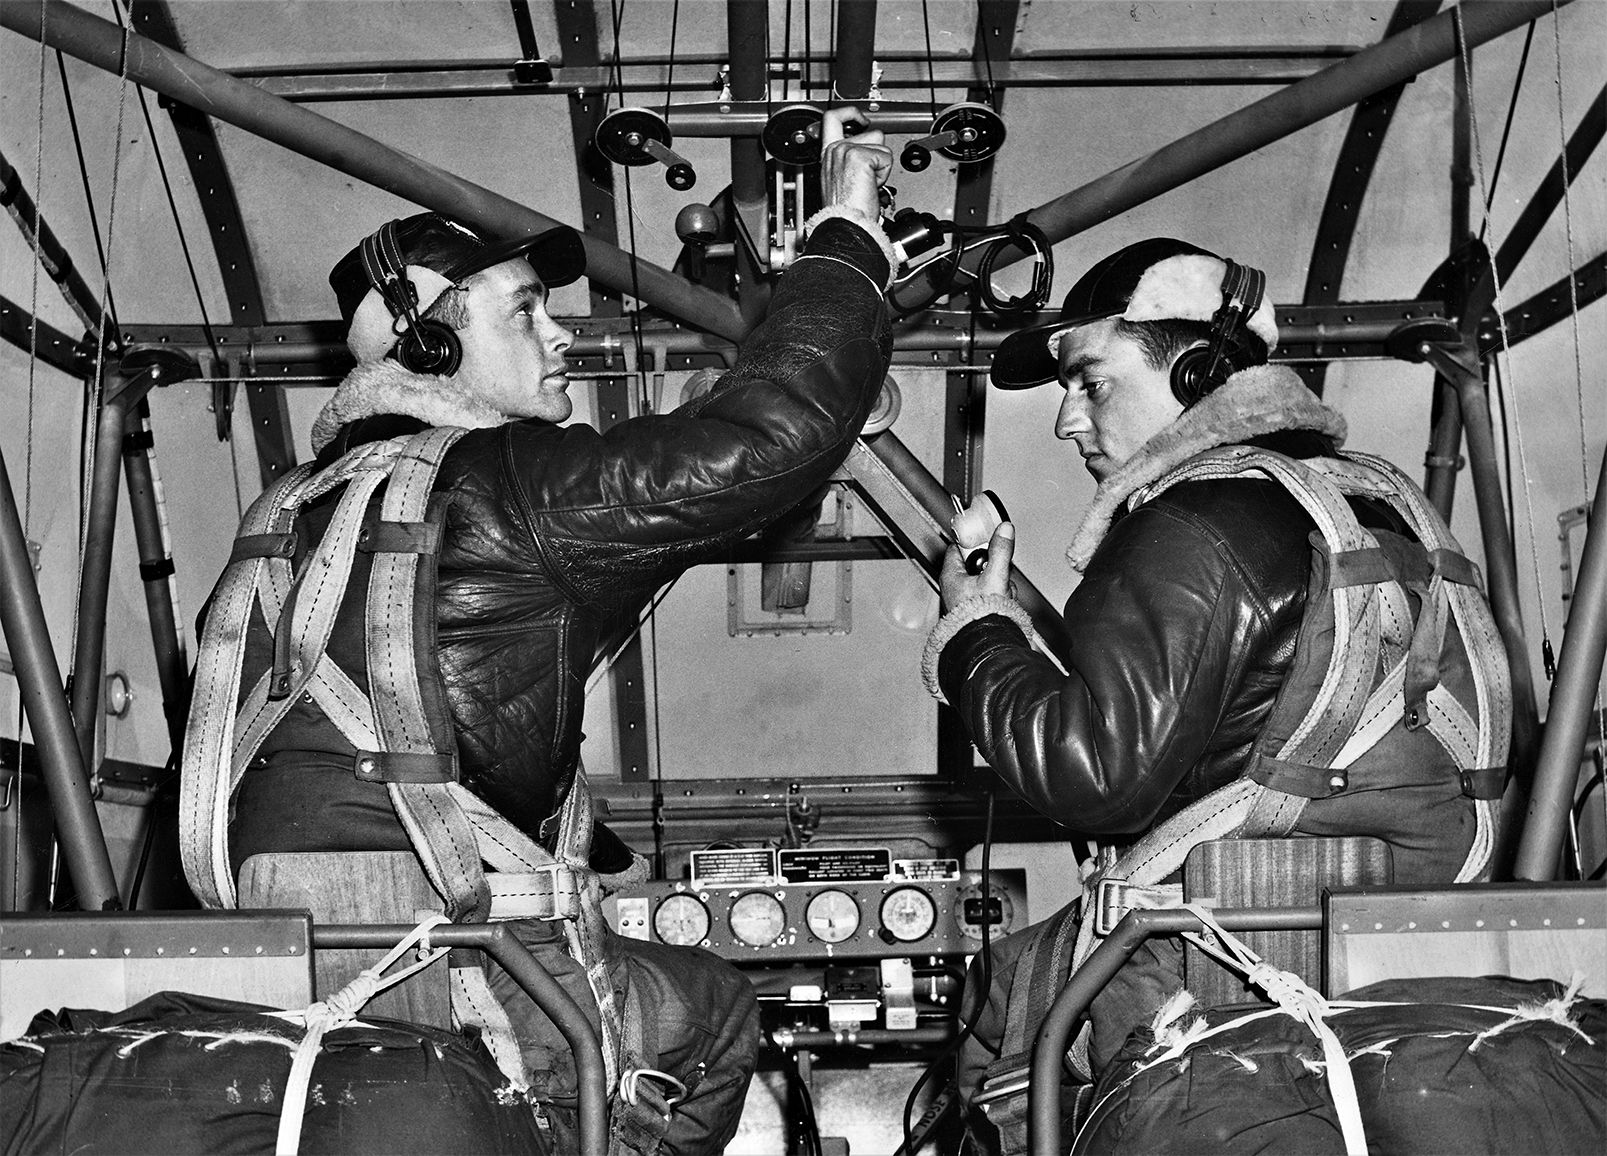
[690,848,777,887]
[778,847,891,884]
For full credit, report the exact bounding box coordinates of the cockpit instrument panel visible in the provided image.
[607,851,1027,963]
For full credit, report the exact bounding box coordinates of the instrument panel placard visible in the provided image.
[778,847,890,884]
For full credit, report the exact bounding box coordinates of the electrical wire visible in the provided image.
[898,788,996,1155]
[785,1057,824,1156]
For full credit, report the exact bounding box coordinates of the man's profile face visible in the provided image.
[1053,318,1184,480]
[453,257,575,424]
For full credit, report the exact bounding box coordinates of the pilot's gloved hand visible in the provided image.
[940,521,1015,613]
[820,106,893,226]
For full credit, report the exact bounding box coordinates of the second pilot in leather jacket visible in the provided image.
[925,364,1484,885]
[227,215,894,870]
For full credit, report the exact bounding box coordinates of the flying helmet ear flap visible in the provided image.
[1167,259,1267,407]
[359,220,464,377]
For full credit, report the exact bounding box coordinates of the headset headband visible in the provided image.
[1197,259,1266,386]
[359,221,424,336]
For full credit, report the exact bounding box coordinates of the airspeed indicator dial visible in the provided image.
[880,887,937,942]
[652,894,710,946]
[805,889,861,944]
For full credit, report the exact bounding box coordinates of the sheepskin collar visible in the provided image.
[311,359,511,453]
[1065,363,1346,571]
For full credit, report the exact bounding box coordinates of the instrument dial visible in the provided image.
[953,882,1015,941]
[652,894,710,946]
[880,886,937,942]
[729,891,787,948]
[805,889,861,944]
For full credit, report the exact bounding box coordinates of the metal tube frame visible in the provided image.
[0,0,748,342]
[0,444,120,911]
[830,0,879,102]
[1516,454,1607,881]
[726,0,773,329]
[69,388,134,768]
[108,302,1454,370]
[1418,342,1542,823]
[312,921,607,1156]
[1030,905,1324,1156]
[904,0,1566,299]
[122,398,191,753]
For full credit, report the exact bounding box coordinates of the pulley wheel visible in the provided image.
[931,101,1006,164]
[762,103,826,167]
[595,106,673,167]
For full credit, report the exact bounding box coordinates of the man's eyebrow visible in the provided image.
[1060,353,1101,381]
[504,278,547,303]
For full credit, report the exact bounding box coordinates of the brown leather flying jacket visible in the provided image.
[228,218,892,870]
[932,367,1482,883]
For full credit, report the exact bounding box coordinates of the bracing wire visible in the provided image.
[803,0,812,100]
[605,0,626,111]
[662,0,680,119]
[55,54,121,337]
[921,0,939,115]
[1547,0,1592,508]
[783,0,793,97]
[13,0,53,914]
[110,0,222,368]
[1453,8,1554,672]
[24,0,50,538]
[71,18,133,664]
[1546,0,1606,764]
[1478,19,1536,246]
[607,0,669,851]
[976,0,998,109]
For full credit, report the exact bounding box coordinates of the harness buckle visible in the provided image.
[1093,876,1183,936]
[486,862,582,922]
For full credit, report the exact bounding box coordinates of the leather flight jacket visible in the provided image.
[228,218,893,870]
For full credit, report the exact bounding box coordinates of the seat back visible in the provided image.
[1183,836,1392,1007]
[238,850,452,1027]
[0,910,313,1041]
[1326,881,1607,996]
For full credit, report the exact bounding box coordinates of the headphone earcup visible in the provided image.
[396,319,462,377]
[1169,345,1215,408]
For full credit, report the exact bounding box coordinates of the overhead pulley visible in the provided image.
[899,102,1007,172]
[761,103,829,168]
[594,106,697,190]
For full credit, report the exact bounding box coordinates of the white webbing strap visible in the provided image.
[182,460,316,908]
[1093,904,1369,1156]
[1060,445,1508,1071]
[451,962,533,1093]
[552,764,626,1092]
[272,914,453,1156]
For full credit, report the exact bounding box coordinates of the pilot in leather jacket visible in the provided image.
[222,210,893,1155]
[930,364,1498,1101]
